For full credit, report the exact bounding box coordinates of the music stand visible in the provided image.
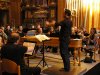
[36,40,48,67]
[23,41,36,66]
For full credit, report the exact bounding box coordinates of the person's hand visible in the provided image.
[1,30,4,33]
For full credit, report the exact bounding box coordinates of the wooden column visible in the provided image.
[57,0,65,22]
[9,0,21,26]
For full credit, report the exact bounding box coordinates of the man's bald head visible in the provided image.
[7,32,20,44]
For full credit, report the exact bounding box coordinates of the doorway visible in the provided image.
[0,10,9,27]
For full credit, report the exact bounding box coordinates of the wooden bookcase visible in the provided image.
[21,0,58,27]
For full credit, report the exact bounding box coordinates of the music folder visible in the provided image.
[23,42,35,55]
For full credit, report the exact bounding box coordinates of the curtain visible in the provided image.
[65,0,100,32]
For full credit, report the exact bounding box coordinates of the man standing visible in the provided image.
[55,9,72,71]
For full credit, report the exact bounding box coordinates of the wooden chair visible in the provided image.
[0,60,2,75]
[1,59,20,75]
[98,38,100,59]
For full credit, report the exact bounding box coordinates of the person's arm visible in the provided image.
[55,22,60,28]
[54,21,63,30]
[2,32,8,40]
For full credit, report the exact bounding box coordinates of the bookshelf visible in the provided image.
[21,0,57,27]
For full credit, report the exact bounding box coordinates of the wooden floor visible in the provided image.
[27,51,100,75]
[0,51,99,75]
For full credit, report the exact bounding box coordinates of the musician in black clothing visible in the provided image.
[55,9,72,71]
[4,25,12,38]
[1,33,41,75]
[17,26,25,37]
[85,28,97,59]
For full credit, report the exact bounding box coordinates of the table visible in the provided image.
[21,36,59,46]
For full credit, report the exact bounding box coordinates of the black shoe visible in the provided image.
[59,68,70,72]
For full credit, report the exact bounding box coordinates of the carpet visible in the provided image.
[84,63,100,75]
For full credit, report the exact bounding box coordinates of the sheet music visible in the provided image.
[35,34,50,42]
[23,42,35,55]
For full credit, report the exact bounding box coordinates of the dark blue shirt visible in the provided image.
[1,44,27,65]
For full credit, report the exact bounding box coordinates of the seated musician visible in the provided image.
[17,25,25,37]
[1,32,41,75]
[84,28,98,59]
[70,26,82,39]
[34,24,45,54]
[44,20,59,53]
[48,26,59,53]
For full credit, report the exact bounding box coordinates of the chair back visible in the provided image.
[0,60,2,75]
[98,39,100,46]
[1,59,20,75]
